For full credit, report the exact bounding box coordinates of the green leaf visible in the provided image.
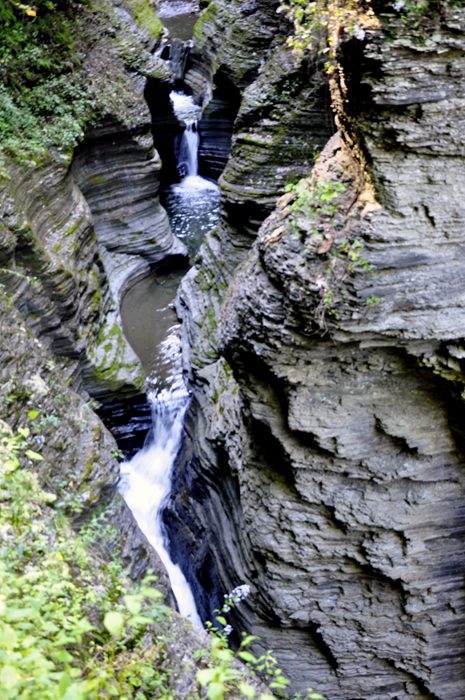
[259,695,276,700]
[28,410,40,420]
[207,682,225,700]
[18,427,30,438]
[123,595,141,616]
[21,635,36,649]
[140,587,163,599]
[58,671,71,696]
[103,611,124,636]
[127,615,152,627]
[0,625,17,650]
[192,649,208,660]
[0,665,19,690]
[216,615,227,626]
[308,694,324,699]
[25,449,44,461]
[6,607,34,621]
[238,681,256,698]
[238,651,257,664]
[216,648,234,662]
[4,457,19,471]
[196,668,218,686]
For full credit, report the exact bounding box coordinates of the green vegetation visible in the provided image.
[283,177,378,324]
[0,416,325,700]
[193,1,218,42]
[285,178,346,227]
[0,0,162,165]
[126,0,164,39]
[0,419,176,700]
[0,0,90,160]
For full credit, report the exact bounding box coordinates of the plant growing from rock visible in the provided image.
[196,585,324,700]
[270,176,378,327]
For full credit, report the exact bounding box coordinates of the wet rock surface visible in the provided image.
[167,6,465,700]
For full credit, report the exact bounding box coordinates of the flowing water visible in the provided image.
[161,92,220,256]
[157,0,199,41]
[118,90,220,626]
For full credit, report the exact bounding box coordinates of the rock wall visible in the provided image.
[0,271,276,699]
[0,0,185,403]
[166,4,465,700]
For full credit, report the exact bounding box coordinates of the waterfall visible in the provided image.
[117,88,220,627]
[169,90,216,192]
[177,121,199,179]
[118,328,202,627]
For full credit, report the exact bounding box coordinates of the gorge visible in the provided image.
[1,1,465,699]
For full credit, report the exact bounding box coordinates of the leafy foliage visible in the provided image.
[0,0,161,163]
[196,588,324,700]
[0,418,180,700]
[0,0,92,159]
[285,178,346,223]
[281,176,378,325]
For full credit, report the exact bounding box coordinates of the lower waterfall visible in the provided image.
[118,327,202,626]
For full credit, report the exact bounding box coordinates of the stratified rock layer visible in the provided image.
[0,292,171,595]
[0,0,186,403]
[167,6,465,700]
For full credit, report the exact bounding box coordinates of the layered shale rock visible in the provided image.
[0,158,140,401]
[219,43,332,237]
[185,0,286,101]
[0,291,171,597]
[198,75,241,181]
[0,0,186,402]
[167,5,465,700]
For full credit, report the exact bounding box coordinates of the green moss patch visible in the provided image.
[125,0,164,39]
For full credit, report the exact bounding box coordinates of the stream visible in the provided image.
[118,85,220,626]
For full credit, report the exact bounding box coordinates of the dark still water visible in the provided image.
[157,0,199,40]
[120,269,185,390]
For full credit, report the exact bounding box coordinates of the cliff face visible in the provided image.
[167,4,465,699]
[0,286,276,700]
[0,0,185,403]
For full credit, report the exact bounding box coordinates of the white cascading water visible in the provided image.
[178,121,199,178]
[118,327,202,627]
[170,91,217,193]
[118,88,220,628]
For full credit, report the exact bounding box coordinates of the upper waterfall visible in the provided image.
[178,121,199,179]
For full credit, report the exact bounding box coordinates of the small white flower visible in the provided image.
[393,0,405,10]
[231,584,251,602]
[223,625,233,636]
[353,26,366,41]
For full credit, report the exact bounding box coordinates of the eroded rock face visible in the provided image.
[185,0,286,101]
[167,6,465,700]
[0,3,187,403]
[0,292,171,596]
